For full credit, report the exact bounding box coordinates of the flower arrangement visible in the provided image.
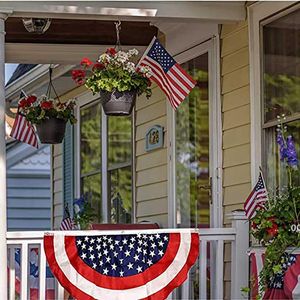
[73,195,97,230]
[18,94,77,125]
[250,115,300,298]
[72,48,152,98]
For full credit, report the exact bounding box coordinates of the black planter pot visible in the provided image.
[99,90,137,116]
[35,118,67,144]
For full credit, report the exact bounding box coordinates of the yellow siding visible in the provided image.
[221,21,251,300]
[52,144,63,229]
[135,86,168,227]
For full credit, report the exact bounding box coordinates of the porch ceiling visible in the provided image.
[5,18,158,46]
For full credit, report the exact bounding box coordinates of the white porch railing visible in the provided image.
[6,211,248,300]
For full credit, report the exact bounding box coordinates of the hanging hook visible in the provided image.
[114,20,121,50]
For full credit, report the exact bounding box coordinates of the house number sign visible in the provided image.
[145,125,164,152]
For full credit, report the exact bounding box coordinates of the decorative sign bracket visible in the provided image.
[145,125,164,152]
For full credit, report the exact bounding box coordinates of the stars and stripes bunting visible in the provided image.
[244,171,268,219]
[138,37,196,110]
[44,229,199,300]
[249,248,300,299]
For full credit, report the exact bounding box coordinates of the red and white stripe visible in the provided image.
[139,46,196,109]
[249,249,265,299]
[10,113,38,148]
[60,217,74,231]
[244,189,268,219]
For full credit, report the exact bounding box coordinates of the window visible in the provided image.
[108,116,132,223]
[176,52,210,229]
[262,8,300,190]
[78,98,132,223]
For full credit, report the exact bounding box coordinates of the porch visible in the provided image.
[0,1,252,300]
[6,211,248,300]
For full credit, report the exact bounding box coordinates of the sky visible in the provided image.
[5,64,18,84]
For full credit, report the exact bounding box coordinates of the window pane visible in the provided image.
[176,52,210,229]
[263,9,300,123]
[264,120,300,191]
[108,116,132,167]
[81,173,102,220]
[80,102,101,175]
[109,167,132,223]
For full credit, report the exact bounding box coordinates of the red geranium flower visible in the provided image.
[41,101,53,110]
[26,95,37,105]
[267,223,278,238]
[106,48,117,56]
[71,70,86,85]
[251,221,258,230]
[80,57,93,68]
[92,62,105,71]
[18,99,28,108]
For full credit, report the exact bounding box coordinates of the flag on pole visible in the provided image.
[138,37,196,109]
[10,91,38,148]
[244,171,268,219]
[60,205,74,231]
[44,230,199,300]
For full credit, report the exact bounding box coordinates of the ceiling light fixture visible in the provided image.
[22,18,51,34]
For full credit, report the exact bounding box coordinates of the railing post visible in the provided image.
[227,210,249,299]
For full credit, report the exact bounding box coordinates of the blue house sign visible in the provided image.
[145,125,164,152]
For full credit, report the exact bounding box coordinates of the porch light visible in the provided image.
[22,18,51,34]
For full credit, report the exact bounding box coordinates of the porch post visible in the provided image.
[0,12,8,299]
[228,210,249,299]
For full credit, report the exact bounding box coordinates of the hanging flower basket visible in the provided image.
[99,90,137,116]
[35,117,67,144]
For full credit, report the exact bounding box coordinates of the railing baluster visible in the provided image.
[21,243,28,300]
[57,281,65,299]
[8,246,16,300]
[39,243,46,300]
[215,240,224,300]
[199,240,207,300]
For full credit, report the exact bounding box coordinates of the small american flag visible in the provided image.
[244,171,268,219]
[60,206,74,231]
[139,37,196,109]
[10,92,38,148]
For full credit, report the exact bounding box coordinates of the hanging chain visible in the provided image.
[45,66,61,103]
[114,20,121,50]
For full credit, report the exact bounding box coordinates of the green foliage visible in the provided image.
[73,200,98,230]
[73,49,152,99]
[19,95,76,125]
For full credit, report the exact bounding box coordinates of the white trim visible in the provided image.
[101,108,109,223]
[248,1,298,184]
[0,2,245,22]
[167,37,223,228]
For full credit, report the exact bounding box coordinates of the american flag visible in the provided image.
[10,92,38,148]
[60,206,74,231]
[10,113,39,148]
[8,248,55,299]
[44,230,199,300]
[244,171,268,219]
[250,249,300,299]
[139,37,196,109]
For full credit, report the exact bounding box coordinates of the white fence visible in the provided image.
[6,211,248,300]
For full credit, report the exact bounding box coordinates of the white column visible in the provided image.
[0,12,7,300]
[227,210,249,299]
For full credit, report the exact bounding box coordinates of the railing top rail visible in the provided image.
[7,227,236,241]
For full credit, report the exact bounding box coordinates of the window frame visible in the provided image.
[248,2,299,185]
[74,91,134,223]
